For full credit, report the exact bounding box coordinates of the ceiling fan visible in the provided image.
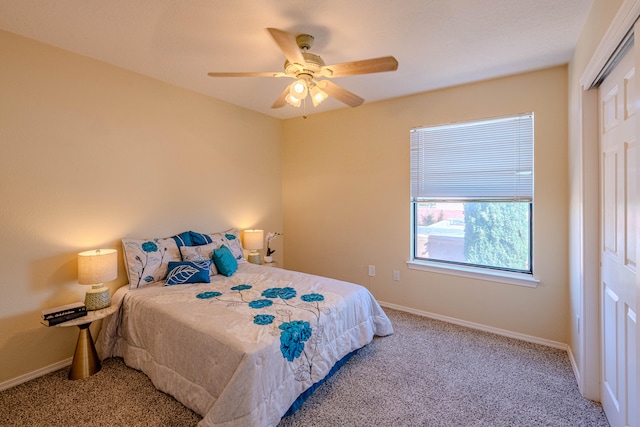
[207,28,398,109]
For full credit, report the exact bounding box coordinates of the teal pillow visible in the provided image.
[213,245,238,277]
[165,261,211,285]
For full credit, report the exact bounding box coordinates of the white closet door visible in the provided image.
[598,37,638,427]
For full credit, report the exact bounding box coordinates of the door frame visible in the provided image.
[578,0,640,402]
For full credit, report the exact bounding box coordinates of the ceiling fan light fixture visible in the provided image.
[208,28,398,111]
[290,79,308,98]
[310,85,328,106]
[285,93,302,107]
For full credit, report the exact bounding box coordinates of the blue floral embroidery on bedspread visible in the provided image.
[195,282,329,382]
[279,320,312,362]
[262,287,297,300]
[254,314,275,325]
[196,291,222,299]
[248,299,273,309]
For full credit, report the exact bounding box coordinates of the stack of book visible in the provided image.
[41,302,87,326]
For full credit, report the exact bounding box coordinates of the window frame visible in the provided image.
[409,114,538,287]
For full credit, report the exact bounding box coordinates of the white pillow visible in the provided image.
[122,237,181,289]
[189,228,246,263]
[179,243,219,276]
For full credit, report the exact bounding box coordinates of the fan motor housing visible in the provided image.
[296,34,314,50]
[284,52,325,77]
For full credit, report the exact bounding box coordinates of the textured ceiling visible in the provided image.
[0,0,593,119]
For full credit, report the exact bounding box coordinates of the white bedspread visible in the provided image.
[97,263,393,427]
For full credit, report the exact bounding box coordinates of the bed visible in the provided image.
[96,230,393,427]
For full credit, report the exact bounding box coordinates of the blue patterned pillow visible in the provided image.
[165,261,211,285]
[172,231,193,247]
[213,245,238,277]
[189,230,214,246]
[122,237,181,289]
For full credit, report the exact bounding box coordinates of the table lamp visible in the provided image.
[243,230,264,265]
[78,249,117,310]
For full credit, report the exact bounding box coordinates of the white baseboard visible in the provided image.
[0,357,72,391]
[379,301,568,350]
[566,345,582,391]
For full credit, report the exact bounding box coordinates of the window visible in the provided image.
[410,113,534,275]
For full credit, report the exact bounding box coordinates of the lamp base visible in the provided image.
[85,285,111,311]
[248,253,261,265]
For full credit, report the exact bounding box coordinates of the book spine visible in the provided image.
[41,302,85,316]
[43,306,87,320]
[44,311,88,326]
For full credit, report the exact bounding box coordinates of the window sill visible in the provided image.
[406,260,539,288]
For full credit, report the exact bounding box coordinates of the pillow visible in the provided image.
[179,243,218,276]
[190,228,245,262]
[165,261,211,285]
[220,228,245,261]
[172,231,193,248]
[189,230,216,246]
[122,237,181,289]
[213,245,238,277]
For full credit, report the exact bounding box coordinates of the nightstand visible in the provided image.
[52,304,119,380]
[263,261,280,268]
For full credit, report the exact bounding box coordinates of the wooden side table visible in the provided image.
[52,304,119,380]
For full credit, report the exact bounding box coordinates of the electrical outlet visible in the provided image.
[368,265,376,277]
[393,270,400,281]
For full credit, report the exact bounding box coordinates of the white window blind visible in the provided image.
[410,113,534,202]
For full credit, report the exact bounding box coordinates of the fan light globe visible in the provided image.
[290,79,308,98]
[310,85,328,106]
[292,81,305,94]
[285,93,302,107]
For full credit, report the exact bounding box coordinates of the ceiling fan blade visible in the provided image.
[321,56,398,77]
[267,28,305,65]
[207,71,286,78]
[319,80,364,107]
[271,85,290,108]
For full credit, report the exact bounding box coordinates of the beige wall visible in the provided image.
[567,0,625,397]
[282,66,569,343]
[2,2,608,385]
[0,30,283,383]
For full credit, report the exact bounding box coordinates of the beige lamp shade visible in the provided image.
[78,249,117,310]
[78,249,118,284]
[243,230,264,251]
[243,230,263,265]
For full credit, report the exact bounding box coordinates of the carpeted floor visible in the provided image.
[0,309,609,426]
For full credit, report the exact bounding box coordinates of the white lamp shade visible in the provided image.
[243,230,264,251]
[78,249,118,285]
